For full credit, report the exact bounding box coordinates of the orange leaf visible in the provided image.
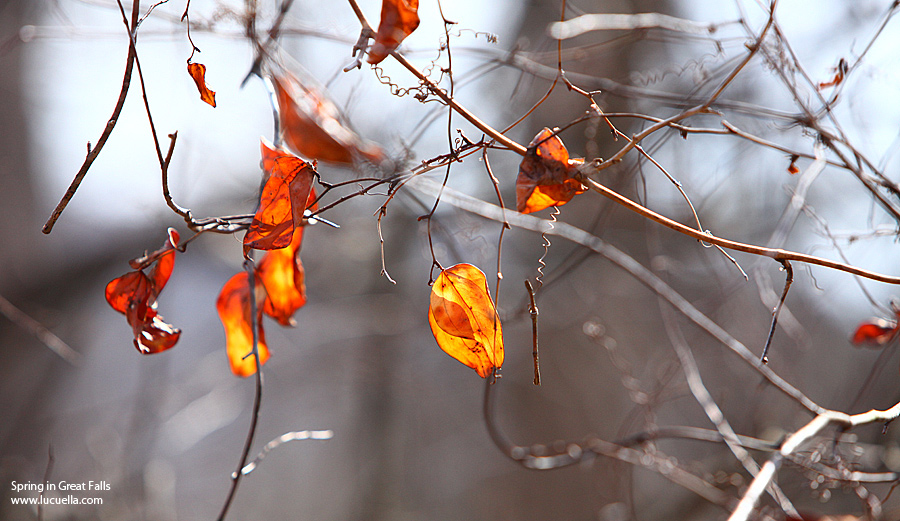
[269,70,385,165]
[258,226,307,326]
[428,263,503,378]
[367,0,420,65]
[187,62,216,107]
[259,139,319,212]
[516,128,586,214]
[852,318,898,346]
[105,230,181,354]
[243,148,315,254]
[216,271,271,377]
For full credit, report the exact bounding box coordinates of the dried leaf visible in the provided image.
[787,155,800,175]
[852,318,898,346]
[428,263,503,378]
[243,145,315,254]
[187,62,216,107]
[516,128,586,214]
[269,69,385,165]
[258,226,307,326]
[216,271,271,377]
[818,58,847,90]
[105,229,181,354]
[368,0,420,65]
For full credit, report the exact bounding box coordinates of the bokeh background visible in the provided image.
[3,0,900,520]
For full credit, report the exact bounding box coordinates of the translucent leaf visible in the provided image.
[269,71,384,165]
[368,0,420,65]
[259,139,320,212]
[216,272,271,377]
[258,226,307,326]
[243,148,315,254]
[134,312,182,354]
[187,62,216,107]
[852,318,898,346]
[105,230,181,354]
[516,128,586,214]
[105,271,149,315]
[428,263,503,378]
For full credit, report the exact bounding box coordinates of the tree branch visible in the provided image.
[42,0,141,234]
[729,401,900,521]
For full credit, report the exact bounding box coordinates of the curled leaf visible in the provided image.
[368,0,420,65]
[516,128,586,214]
[243,143,316,254]
[105,229,181,354]
[428,263,503,378]
[187,62,216,107]
[818,58,847,90]
[269,68,385,165]
[217,271,271,377]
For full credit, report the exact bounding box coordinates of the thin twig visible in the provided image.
[0,293,80,365]
[760,260,792,364]
[481,377,733,507]
[345,0,527,155]
[239,429,333,476]
[701,0,778,109]
[659,302,798,517]
[524,280,541,386]
[481,149,510,305]
[216,259,264,521]
[37,445,53,521]
[577,175,900,284]
[42,0,140,234]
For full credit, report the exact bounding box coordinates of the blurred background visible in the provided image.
[3,0,900,519]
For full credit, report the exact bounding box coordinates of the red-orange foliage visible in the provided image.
[105,229,181,354]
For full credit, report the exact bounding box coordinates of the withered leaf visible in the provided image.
[852,318,898,347]
[105,229,181,354]
[243,143,315,255]
[368,0,420,65]
[187,62,216,107]
[516,128,586,214]
[269,70,385,165]
[216,271,271,377]
[428,263,503,378]
[258,226,307,326]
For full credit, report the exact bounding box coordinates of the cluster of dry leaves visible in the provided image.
[105,0,894,381]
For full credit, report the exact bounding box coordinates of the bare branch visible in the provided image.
[407,176,824,414]
[42,0,140,234]
[0,293,80,365]
[729,401,900,521]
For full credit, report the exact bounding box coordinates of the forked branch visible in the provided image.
[729,401,900,521]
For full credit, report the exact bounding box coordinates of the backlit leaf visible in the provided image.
[105,229,181,354]
[187,62,216,107]
[269,70,385,165]
[516,128,586,214]
[428,263,503,378]
[368,0,420,65]
[258,226,307,326]
[216,271,271,377]
[243,145,315,254]
[852,318,898,346]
